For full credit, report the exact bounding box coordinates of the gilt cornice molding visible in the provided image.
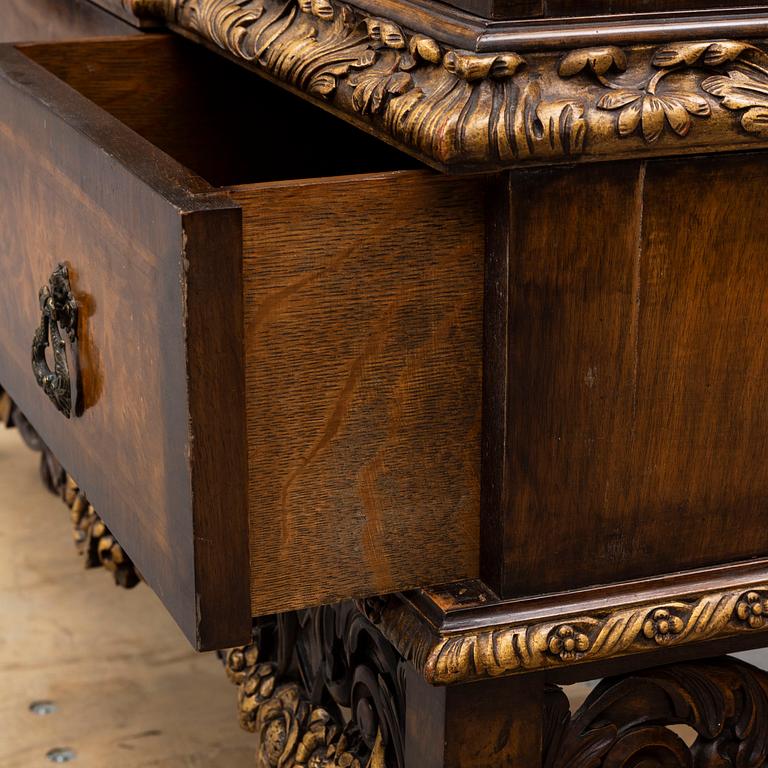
[128,0,768,170]
[363,575,768,685]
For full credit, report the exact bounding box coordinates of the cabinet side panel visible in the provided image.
[497,154,768,597]
[232,172,483,615]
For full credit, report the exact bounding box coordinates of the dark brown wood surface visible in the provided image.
[405,665,543,767]
[0,0,135,42]
[0,39,249,649]
[231,172,484,616]
[428,0,761,22]
[484,154,768,599]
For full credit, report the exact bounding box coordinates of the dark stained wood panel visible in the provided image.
[0,0,135,42]
[546,0,760,15]
[488,154,768,598]
[0,42,250,649]
[438,0,759,21]
[231,172,484,615]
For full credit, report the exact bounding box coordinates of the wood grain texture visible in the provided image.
[404,665,543,768]
[230,172,484,615]
[486,153,768,599]
[0,40,249,649]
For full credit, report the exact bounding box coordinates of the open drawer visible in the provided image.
[0,35,484,648]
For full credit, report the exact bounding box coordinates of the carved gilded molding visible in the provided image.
[369,583,768,685]
[63,475,142,589]
[129,0,768,169]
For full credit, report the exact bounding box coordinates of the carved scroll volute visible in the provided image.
[545,658,768,768]
[31,264,83,418]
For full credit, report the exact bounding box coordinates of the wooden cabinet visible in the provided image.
[6,1,768,765]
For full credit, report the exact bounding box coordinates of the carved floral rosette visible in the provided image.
[121,0,768,168]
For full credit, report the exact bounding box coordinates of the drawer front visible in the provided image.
[0,42,249,649]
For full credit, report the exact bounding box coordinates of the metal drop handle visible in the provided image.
[31,263,82,418]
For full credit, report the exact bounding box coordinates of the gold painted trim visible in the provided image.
[369,585,768,685]
[133,0,768,170]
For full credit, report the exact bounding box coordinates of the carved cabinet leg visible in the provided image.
[404,668,544,768]
[223,603,548,768]
[224,606,404,767]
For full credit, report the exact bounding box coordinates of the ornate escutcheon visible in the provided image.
[31,264,82,418]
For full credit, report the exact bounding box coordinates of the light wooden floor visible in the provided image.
[0,426,255,767]
[2,423,768,765]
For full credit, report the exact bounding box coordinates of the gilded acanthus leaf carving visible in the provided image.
[559,45,627,77]
[126,2,768,165]
[171,0,594,165]
[561,40,768,145]
[702,67,768,138]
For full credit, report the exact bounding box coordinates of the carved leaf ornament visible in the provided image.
[559,40,768,143]
[174,0,588,162]
[160,1,768,162]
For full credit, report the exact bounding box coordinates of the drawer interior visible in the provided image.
[20,35,423,187]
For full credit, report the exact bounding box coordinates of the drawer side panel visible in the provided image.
[232,172,484,614]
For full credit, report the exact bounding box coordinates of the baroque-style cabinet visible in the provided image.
[3,0,768,765]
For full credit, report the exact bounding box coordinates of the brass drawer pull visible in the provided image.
[31,264,82,418]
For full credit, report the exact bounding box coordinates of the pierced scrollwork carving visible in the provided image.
[223,605,404,768]
[545,657,768,768]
